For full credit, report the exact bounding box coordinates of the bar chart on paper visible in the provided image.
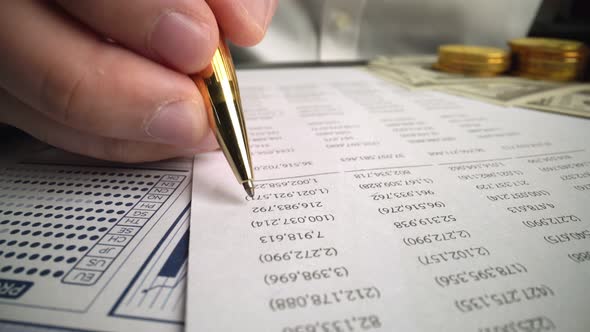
[111,209,189,322]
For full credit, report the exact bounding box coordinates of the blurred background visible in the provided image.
[231,0,590,65]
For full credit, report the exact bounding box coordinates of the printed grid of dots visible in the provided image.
[0,219,109,241]
[10,178,155,186]
[0,185,150,195]
[0,265,65,278]
[1,175,148,189]
[0,166,163,280]
[4,166,160,176]
[0,236,82,278]
[0,189,144,223]
[0,249,79,264]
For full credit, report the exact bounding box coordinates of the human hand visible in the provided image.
[0,0,277,162]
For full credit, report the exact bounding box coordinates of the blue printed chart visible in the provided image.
[0,151,191,331]
[111,210,189,323]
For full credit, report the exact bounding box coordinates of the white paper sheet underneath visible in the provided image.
[188,67,590,332]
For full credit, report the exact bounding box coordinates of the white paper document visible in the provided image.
[189,67,590,331]
[0,150,190,331]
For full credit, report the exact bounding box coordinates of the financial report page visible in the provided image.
[188,67,590,332]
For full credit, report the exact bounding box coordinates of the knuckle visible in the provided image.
[38,44,113,129]
[38,60,89,126]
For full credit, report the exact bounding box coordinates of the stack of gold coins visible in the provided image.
[509,37,588,81]
[434,45,510,76]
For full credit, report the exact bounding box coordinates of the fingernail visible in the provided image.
[146,100,202,147]
[151,12,212,71]
[241,0,275,31]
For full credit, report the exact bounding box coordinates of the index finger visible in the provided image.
[56,0,220,73]
[206,0,278,47]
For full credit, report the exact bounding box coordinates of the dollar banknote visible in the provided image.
[434,78,564,106]
[369,56,585,117]
[369,55,489,89]
[514,84,590,118]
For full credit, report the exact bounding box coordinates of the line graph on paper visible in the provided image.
[141,229,188,296]
[111,209,189,323]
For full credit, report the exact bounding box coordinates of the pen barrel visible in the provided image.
[191,39,254,185]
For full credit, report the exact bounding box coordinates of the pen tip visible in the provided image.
[243,180,255,198]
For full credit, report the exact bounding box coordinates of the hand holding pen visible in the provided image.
[0,0,277,162]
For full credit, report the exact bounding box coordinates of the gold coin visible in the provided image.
[516,58,584,68]
[437,65,508,75]
[438,44,509,62]
[512,49,587,60]
[516,57,586,72]
[511,50,587,66]
[438,55,508,66]
[517,56,586,65]
[509,37,586,54]
[509,38,588,81]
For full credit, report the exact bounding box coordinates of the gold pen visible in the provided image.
[191,37,255,197]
